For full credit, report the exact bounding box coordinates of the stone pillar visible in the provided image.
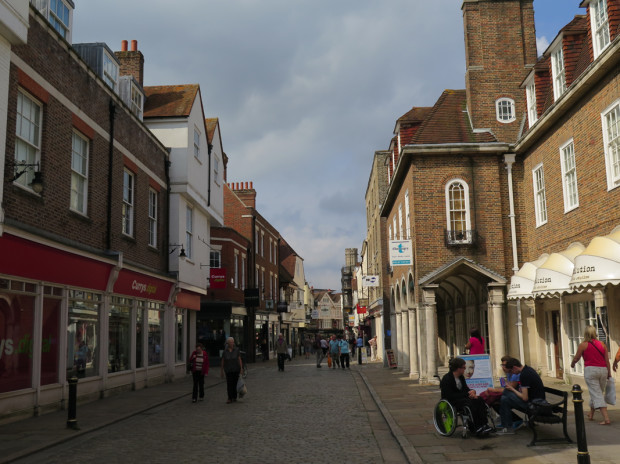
[422,285,439,382]
[488,284,506,379]
[396,309,403,369]
[409,305,419,378]
[401,308,410,374]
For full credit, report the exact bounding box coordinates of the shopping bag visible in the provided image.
[237,376,247,398]
[327,354,332,368]
[605,377,616,405]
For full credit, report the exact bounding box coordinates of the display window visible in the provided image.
[147,303,164,365]
[67,290,101,379]
[109,297,132,373]
[175,309,184,362]
[0,282,36,393]
[136,302,144,369]
[41,289,62,385]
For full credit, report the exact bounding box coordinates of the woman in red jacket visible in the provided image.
[188,343,209,403]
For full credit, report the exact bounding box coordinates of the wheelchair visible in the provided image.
[433,399,496,438]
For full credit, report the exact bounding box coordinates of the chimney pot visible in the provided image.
[121,40,128,51]
[250,182,253,189]
[131,40,138,51]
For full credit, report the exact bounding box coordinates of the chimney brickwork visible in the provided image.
[115,39,144,86]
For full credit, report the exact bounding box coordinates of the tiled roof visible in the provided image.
[205,118,218,144]
[398,107,432,124]
[143,84,199,118]
[410,90,496,144]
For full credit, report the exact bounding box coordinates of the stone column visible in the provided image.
[488,284,506,380]
[396,309,403,369]
[408,305,419,378]
[422,285,439,382]
[401,307,410,374]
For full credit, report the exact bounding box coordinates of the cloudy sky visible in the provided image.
[73,0,582,290]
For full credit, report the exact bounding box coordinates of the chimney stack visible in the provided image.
[232,181,256,208]
[115,39,145,86]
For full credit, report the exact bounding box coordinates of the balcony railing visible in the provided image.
[444,229,478,247]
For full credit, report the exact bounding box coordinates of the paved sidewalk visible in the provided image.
[358,361,620,464]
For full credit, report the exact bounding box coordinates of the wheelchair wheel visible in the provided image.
[485,404,496,432]
[434,400,457,436]
[461,405,473,439]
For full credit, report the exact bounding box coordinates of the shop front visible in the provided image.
[0,233,181,424]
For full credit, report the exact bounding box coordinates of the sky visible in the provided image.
[72,0,583,291]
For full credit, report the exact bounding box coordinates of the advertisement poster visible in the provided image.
[462,354,493,395]
[389,240,413,266]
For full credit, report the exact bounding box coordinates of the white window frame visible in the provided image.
[495,98,516,123]
[590,0,610,59]
[210,249,221,268]
[234,251,239,289]
[241,255,246,290]
[185,206,193,259]
[445,179,472,243]
[49,0,72,41]
[70,131,89,215]
[122,169,134,237]
[130,82,143,120]
[148,188,158,247]
[213,157,220,184]
[532,163,548,227]
[404,190,411,239]
[103,51,118,91]
[392,217,397,240]
[193,127,201,160]
[398,204,403,240]
[602,100,620,190]
[388,225,392,241]
[14,89,42,191]
[551,45,567,101]
[525,76,538,127]
[560,139,579,212]
[261,232,264,257]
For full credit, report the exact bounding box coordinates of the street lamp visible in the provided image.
[7,161,44,193]
[168,244,187,259]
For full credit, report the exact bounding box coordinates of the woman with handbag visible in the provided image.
[570,325,611,425]
[221,337,243,404]
[188,344,209,403]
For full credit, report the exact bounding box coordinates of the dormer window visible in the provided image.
[130,82,143,120]
[103,51,118,91]
[590,0,610,58]
[31,0,74,42]
[525,76,537,127]
[551,45,567,101]
[496,98,516,123]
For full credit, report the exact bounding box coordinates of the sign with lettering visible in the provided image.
[389,240,413,266]
[386,349,397,368]
[210,268,226,289]
[462,354,493,395]
[113,269,173,301]
[571,254,620,287]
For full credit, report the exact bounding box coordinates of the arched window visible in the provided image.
[445,179,472,244]
[496,98,516,123]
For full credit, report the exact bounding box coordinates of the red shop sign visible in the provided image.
[210,268,226,289]
[113,269,173,301]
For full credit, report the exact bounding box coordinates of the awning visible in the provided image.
[532,243,584,298]
[570,227,620,290]
[507,254,548,300]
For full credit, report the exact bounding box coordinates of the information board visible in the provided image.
[386,349,397,368]
[462,354,493,394]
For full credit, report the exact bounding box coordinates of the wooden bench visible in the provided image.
[525,386,572,447]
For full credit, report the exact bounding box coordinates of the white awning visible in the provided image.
[532,243,584,298]
[570,227,620,290]
[507,254,549,300]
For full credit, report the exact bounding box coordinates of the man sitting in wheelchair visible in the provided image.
[440,357,493,437]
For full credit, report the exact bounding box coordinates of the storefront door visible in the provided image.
[552,311,563,379]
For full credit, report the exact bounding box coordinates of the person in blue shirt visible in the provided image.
[338,334,350,369]
[356,334,364,364]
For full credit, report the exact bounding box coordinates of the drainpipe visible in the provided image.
[504,153,523,361]
[106,100,116,251]
[164,151,171,272]
[207,143,212,207]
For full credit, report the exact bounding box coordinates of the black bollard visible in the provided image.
[67,376,79,430]
[572,384,590,464]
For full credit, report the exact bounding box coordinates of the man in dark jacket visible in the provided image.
[440,357,491,436]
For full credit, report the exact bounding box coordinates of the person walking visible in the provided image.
[315,334,325,368]
[465,328,485,354]
[220,337,243,404]
[329,334,341,369]
[188,343,209,403]
[369,336,378,361]
[338,334,350,369]
[275,333,287,371]
[304,336,312,359]
[570,325,612,425]
[357,333,364,364]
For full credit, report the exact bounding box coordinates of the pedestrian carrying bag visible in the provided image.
[605,377,616,405]
[327,354,332,368]
[237,376,247,398]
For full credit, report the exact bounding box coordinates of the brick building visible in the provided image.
[0,4,191,423]
[377,0,620,384]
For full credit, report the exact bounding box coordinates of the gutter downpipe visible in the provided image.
[504,153,524,362]
[207,143,212,207]
[106,100,116,251]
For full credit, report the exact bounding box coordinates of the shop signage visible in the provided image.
[389,240,413,266]
[113,269,173,301]
[210,268,226,289]
[362,275,379,287]
[571,255,620,286]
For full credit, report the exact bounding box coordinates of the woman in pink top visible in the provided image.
[571,325,611,425]
[465,328,485,355]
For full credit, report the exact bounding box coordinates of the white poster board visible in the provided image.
[389,240,413,266]
[462,354,493,395]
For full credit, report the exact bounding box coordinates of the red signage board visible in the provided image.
[113,269,174,302]
[210,268,226,289]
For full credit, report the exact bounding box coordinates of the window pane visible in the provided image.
[148,309,164,366]
[109,300,131,373]
[67,293,100,379]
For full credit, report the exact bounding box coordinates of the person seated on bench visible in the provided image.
[440,357,492,436]
[496,357,546,435]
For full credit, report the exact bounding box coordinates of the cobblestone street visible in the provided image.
[10,359,407,464]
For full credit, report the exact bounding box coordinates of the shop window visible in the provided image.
[566,300,608,375]
[136,302,145,369]
[0,291,35,393]
[41,296,62,385]
[109,297,132,373]
[148,304,164,366]
[175,309,184,363]
[67,290,101,379]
